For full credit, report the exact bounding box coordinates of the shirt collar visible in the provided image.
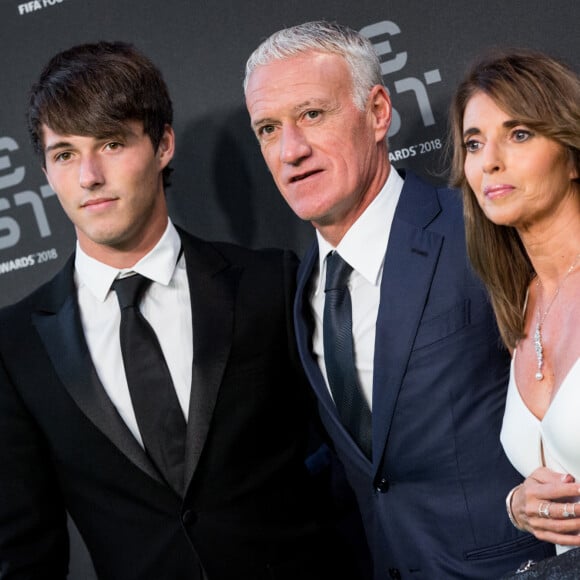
[75,219,182,302]
[315,168,404,293]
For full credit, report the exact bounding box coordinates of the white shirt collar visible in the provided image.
[315,168,404,293]
[75,219,182,302]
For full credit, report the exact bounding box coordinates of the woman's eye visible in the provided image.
[512,129,532,142]
[464,139,481,153]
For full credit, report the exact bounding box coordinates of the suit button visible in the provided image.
[374,477,389,493]
[389,568,401,579]
[182,510,197,524]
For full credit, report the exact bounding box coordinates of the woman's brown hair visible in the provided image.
[449,49,580,349]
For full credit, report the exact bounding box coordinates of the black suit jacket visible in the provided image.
[0,229,349,580]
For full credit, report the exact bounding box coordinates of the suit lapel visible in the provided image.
[180,232,240,489]
[32,235,242,493]
[32,258,163,484]
[294,244,336,413]
[372,172,443,464]
[295,244,370,465]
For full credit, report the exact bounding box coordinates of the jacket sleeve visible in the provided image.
[0,356,69,579]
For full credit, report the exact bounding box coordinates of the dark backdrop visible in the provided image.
[0,1,577,577]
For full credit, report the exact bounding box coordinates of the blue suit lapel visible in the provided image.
[294,244,335,411]
[31,258,162,484]
[372,171,443,463]
[295,242,371,465]
[294,173,446,468]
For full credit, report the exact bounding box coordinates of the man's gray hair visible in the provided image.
[244,20,383,111]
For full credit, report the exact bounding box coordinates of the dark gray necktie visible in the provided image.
[323,252,372,459]
[113,274,186,494]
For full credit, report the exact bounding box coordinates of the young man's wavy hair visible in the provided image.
[28,41,174,187]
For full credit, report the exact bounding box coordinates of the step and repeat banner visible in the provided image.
[0,0,578,577]
[1,0,578,311]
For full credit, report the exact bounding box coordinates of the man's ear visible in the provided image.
[157,124,175,168]
[368,85,392,143]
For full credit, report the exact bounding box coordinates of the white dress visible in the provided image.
[501,355,580,554]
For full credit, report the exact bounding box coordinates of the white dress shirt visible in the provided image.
[310,169,404,410]
[75,220,192,446]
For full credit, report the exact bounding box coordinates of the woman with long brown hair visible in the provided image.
[450,49,580,555]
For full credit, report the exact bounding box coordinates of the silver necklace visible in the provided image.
[533,253,580,381]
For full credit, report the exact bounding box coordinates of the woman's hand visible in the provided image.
[512,467,580,545]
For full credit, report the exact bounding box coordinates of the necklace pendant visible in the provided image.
[533,321,544,382]
[532,252,580,384]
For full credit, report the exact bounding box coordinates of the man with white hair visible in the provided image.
[244,20,552,579]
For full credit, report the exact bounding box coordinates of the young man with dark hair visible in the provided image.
[0,41,354,580]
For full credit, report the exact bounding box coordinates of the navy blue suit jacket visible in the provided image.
[294,171,553,579]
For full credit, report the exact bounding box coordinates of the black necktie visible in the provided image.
[323,252,372,459]
[113,274,186,494]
